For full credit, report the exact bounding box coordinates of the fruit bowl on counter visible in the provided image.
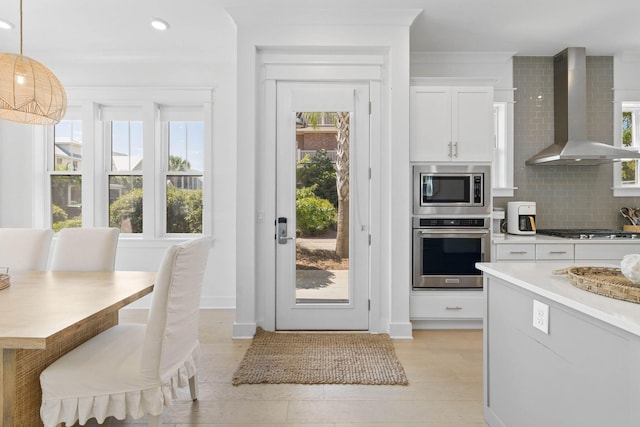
[621,254,640,284]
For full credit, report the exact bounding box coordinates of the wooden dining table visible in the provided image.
[0,270,156,426]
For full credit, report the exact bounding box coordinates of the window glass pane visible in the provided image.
[51,175,82,231]
[622,111,637,184]
[109,176,143,233]
[168,121,204,172]
[166,176,203,234]
[111,121,143,171]
[54,120,82,171]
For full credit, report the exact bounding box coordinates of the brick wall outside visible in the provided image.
[296,129,338,151]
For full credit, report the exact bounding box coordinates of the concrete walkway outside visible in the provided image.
[296,234,349,302]
[296,269,348,301]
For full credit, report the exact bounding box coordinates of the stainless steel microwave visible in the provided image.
[413,164,491,216]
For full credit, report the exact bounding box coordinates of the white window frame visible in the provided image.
[492,101,516,197]
[613,101,640,197]
[38,87,214,242]
[45,107,87,229]
[159,107,206,237]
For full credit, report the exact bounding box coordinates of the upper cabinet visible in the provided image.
[410,86,494,162]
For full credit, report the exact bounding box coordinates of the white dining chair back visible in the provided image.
[0,228,53,271]
[141,238,209,383]
[50,227,120,271]
[40,237,210,427]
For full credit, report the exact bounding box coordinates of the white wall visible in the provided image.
[410,52,514,89]
[0,15,238,309]
[0,122,36,227]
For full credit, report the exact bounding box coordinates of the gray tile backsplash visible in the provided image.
[494,56,640,229]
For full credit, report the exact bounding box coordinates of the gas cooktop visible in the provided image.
[536,229,640,240]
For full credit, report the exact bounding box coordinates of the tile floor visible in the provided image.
[76,309,488,426]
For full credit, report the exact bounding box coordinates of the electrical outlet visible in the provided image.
[532,299,549,334]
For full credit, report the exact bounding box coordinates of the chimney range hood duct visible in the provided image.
[526,47,640,166]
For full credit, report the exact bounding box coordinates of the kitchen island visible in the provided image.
[477,261,640,427]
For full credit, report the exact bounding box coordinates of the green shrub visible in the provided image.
[109,188,144,233]
[166,187,203,233]
[51,205,68,223]
[297,150,338,207]
[53,218,82,233]
[296,185,336,236]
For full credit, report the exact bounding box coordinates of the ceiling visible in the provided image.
[1,0,639,64]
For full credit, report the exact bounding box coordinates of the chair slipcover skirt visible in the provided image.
[40,324,200,426]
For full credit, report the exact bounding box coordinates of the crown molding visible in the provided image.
[411,51,516,64]
[226,7,422,27]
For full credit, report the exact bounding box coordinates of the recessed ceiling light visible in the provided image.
[150,18,169,31]
[0,19,14,30]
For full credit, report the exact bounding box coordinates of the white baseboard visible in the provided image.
[233,322,256,339]
[388,321,414,339]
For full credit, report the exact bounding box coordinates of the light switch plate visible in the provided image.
[533,299,549,334]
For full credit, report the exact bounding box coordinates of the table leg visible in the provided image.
[1,349,16,426]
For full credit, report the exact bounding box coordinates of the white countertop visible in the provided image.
[492,233,640,244]
[477,261,640,337]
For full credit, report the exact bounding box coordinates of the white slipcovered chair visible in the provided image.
[40,237,210,427]
[0,228,53,271]
[50,227,120,271]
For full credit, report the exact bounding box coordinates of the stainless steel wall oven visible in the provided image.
[412,164,491,289]
[413,217,490,289]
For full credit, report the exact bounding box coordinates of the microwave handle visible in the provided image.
[423,176,433,197]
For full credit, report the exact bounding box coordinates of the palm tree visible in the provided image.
[168,155,191,189]
[334,112,349,258]
[169,155,191,171]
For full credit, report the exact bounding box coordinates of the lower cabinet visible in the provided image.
[410,290,483,329]
[495,241,640,262]
[484,275,640,426]
[574,243,640,261]
[495,243,535,260]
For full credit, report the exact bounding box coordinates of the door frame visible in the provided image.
[275,81,371,330]
[258,56,383,332]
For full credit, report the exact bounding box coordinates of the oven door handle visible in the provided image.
[417,229,489,236]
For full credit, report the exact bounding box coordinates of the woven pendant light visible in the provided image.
[0,0,66,125]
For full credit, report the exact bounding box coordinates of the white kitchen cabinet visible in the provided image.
[410,292,483,319]
[574,244,640,261]
[494,240,640,263]
[410,86,494,162]
[410,290,483,329]
[535,243,574,260]
[496,243,535,260]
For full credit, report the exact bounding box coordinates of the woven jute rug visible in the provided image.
[232,327,408,385]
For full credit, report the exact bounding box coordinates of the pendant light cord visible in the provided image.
[19,0,22,55]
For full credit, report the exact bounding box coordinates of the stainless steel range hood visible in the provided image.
[526,47,640,165]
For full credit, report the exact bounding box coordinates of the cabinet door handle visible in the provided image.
[453,141,458,158]
[448,141,452,158]
[509,251,529,254]
[549,251,567,254]
[445,306,463,310]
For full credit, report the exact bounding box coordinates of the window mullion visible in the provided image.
[143,103,159,240]
[83,102,98,226]
[160,118,169,237]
